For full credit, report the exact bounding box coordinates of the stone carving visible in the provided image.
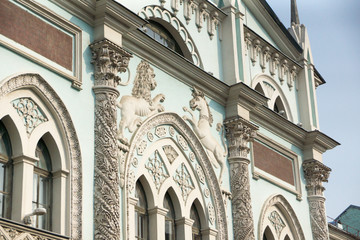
[303,159,331,240]
[125,113,228,239]
[0,74,83,240]
[155,126,167,138]
[221,189,232,211]
[174,163,194,201]
[162,145,178,163]
[137,140,147,156]
[127,171,135,194]
[91,39,132,240]
[208,202,215,225]
[146,150,169,190]
[204,188,210,198]
[196,164,205,184]
[117,60,165,144]
[189,151,195,162]
[12,98,48,136]
[268,211,286,237]
[183,87,227,184]
[169,126,175,136]
[0,223,68,240]
[224,117,258,240]
[177,134,189,151]
[147,132,154,141]
[132,157,138,168]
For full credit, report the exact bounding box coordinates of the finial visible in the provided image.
[291,0,300,25]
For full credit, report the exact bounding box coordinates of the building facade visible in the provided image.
[0,0,341,239]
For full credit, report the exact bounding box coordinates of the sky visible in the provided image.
[266,0,360,219]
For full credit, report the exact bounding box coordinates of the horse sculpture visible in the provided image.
[182,87,227,185]
[117,60,165,144]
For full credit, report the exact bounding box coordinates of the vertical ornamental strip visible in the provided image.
[224,117,258,240]
[303,159,331,240]
[90,39,132,240]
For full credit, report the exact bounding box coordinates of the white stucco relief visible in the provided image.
[182,87,227,185]
[117,60,165,144]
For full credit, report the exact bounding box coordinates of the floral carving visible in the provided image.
[303,159,331,239]
[225,117,258,240]
[155,126,167,138]
[12,98,48,136]
[169,126,175,136]
[0,74,82,239]
[208,202,215,225]
[196,164,205,184]
[174,163,194,201]
[146,150,169,190]
[268,211,286,237]
[137,140,147,156]
[162,145,178,163]
[189,151,195,162]
[91,39,132,240]
[127,171,135,193]
[183,87,227,185]
[117,60,165,144]
[177,134,189,151]
[147,132,154,142]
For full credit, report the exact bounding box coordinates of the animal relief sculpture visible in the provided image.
[183,87,227,185]
[117,60,165,144]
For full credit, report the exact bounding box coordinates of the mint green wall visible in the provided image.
[1,1,95,238]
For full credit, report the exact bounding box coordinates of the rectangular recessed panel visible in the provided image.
[0,0,73,70]
[253,140,294,185]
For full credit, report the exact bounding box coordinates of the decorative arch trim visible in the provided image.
[0,73,82,240]
[139,5,203,68]
[252,74,293,121]
[258,194,305,240]
[124,112,227,239]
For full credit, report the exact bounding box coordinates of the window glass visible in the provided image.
[0,121,12,218]
[33,139,52,230]
[135,182,148,239]
[190,204,201,240]
[164,193,176,240]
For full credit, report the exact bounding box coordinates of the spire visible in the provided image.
[291,0,300,25]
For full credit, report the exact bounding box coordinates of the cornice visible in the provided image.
[122,30,229,106]
[49,0,96,25]
[228,82,268,111]
[242,0,302,59]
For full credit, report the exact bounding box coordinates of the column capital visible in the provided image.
[90,38,132,88]
[224,116,258,159]
[148,206,168,216]
[303,159,331,196]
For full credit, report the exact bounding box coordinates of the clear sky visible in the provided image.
[266,0,360,220]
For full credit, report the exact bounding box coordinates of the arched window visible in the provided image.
[135,181,148,240]
[33,139,52,230]
[274,96,287,119]
[0,121,12,219]
[190,204,201,240]
[164,192,176,240]
[144,20,183,56]
[263,226,275,240]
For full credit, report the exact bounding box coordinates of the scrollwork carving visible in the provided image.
[146,150,169,190]
[268,211,286,238]
[174,163,194,201]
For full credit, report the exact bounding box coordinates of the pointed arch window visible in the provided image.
[190,204,202,240]
[164,192,176,240]
[135,181,148,240]
[33,139,52,230]
[0,121,12,219]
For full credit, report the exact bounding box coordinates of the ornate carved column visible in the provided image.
[224,117,258,240]
[90,39,132,240]
[303,159,331,240]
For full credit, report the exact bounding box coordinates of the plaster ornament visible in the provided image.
[12,98,48,137]
[137,140,147,156]
[117,60,165,144]
[208,202,215,225]
[147,132,154,142]
[268,211,286,238]
[182,87,227,184]
[189,151,195,162]
[173,163,194,201]
[177,134,189,151]
[155,126,167,138]
[127,171,135,193]
[146,150,169,190]
[162,145,178,163]
[196,164,205,184]
[169,126,175,136]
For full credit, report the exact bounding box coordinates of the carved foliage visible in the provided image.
[90,39,132,87]
[174,163,194,201]
[268,211,286,238]
[146,150,169,190]
[12,98,48,136]
[303,159,331,196]
[230,161,255,240]
[308,197,328,240]
[224,117,258,159]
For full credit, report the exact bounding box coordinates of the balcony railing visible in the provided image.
[0,217,69,240]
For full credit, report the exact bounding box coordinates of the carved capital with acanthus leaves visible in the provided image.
[224,117,258,160]
[90,39,132,87]
[303,159,331,197]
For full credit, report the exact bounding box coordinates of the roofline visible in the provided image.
[258,0,303,53]
[335,205,360,221]
[314,66,326,85]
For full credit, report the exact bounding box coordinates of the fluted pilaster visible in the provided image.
[90,39,132,240]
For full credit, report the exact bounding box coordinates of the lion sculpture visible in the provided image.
[117,60,165,143]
